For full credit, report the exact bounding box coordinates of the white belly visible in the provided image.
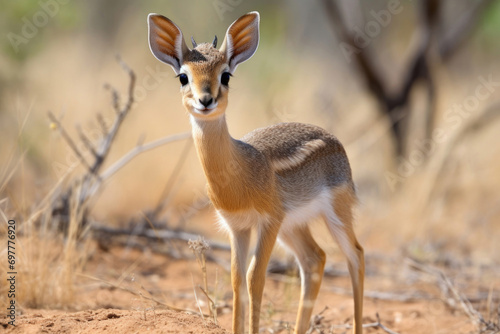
[280,188,332,233]
[216,189,333,234]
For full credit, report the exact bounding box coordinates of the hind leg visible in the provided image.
[324,185,364,334]
[279,226,326,334]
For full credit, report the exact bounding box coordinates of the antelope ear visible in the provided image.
[220,11,260,73]
[147,13,189,74]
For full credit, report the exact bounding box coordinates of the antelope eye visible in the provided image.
[221,72,231,86]
[178,73,188,86]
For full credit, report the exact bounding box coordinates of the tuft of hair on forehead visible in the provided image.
[184,43,226,64]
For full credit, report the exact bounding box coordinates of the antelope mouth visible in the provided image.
[193,103,218,114]
[199,107,214,113]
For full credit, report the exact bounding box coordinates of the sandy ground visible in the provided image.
[0,244,495,334]
[1,309,229,334]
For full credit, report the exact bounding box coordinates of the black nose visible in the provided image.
[199,97,213,108]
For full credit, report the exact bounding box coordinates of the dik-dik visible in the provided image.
[147,11,364,334]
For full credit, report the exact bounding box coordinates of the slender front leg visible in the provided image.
[230,229,251,334]
[247,223,280,334]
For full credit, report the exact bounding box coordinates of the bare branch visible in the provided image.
[96,113,108,135]
[407,258,496,331]
[48,111,92,172]
[51,57,137,228]
[91,56,136,176]
[375,313,401,334]
[116,54,136,107]
[327,313,401,333]
[318,0,466,159]
[318,0,437,156]
[100,132,191,181]
[104,83,120,113]
[76,124,98,159]
[318,0,387,104]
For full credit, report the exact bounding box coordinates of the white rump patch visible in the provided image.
[216,208,270,233]
[279,189,332,235]
[271,139,326,172]
[278,188,360,271]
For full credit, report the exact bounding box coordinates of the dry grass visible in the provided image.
[0,163,91,310]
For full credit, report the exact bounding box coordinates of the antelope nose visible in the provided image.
[199,96,213,108]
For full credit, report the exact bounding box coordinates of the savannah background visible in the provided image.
[1,0,499,333]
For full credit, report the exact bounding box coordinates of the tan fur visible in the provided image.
[148,11,364,334]
[270,138,327,171]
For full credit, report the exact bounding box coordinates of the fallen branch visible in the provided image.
[330,286,433,303]
[91,223,231,251]
[269,272,433,303]
[316,311,400,334]
[373,313,401,334]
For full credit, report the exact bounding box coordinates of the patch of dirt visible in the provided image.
[1,309,229,334]
[0,245,496,334]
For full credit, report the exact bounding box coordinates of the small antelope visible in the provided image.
[148,11,364,334]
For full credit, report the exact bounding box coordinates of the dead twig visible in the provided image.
[407,258,500,333]
[48,111,92,172]
[327,312,400,334]
[189,237,217,321]
[191,274,207,324]
[80,274,206,316]
[96,113,109,136]
[374,313,401,334]
[199,286,218,324]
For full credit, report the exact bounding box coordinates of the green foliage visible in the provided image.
[477,0,500,49]
[0,0,80,63]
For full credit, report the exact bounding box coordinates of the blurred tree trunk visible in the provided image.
[319,0,495,159]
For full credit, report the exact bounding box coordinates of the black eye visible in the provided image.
[178,73,188,86]
[221,72,231,86]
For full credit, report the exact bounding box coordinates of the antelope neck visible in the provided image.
[190,115,243,182]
